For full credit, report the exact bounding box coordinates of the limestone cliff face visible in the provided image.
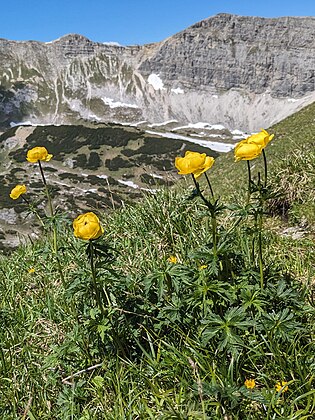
[1,14,315,131]
[140,14,315,96]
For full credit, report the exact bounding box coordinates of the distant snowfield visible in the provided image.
[171,88,184,94]
[145,130,235,153]
[148,120,178,127]
[172,122,226,131]
[118,179,156,192]
[148,74,165,91]
[102,97,139,109]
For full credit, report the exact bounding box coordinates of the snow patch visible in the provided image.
[145,130,235,153]
[148,120,178,127]
[10,121,61,128]
[287,98,298,103]
[171,87,184,94]
[191,133,225,139]
[88,113,102,121]
[118,120,147,126]
[10,121,33,127]
[118,180,139,189]
[148,74,165,91]
[102,97,139,109]
[149,173,164,179]
[172,122,226,131]
[231,129,247,140]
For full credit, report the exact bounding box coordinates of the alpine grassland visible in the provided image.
[1,103,315,419]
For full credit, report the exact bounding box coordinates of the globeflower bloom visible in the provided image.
[9,184,27,200]
[244,379,256,389]
[175,151,215,178]
[26,146,53,163]
[73,212,104,241]
[234,129,274,162]
[275,381,288,393]
[247,129,274,149]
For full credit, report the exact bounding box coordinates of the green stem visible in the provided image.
[258,211,264,289]
[191,174,217,257]
[89,241,105,314]
[246,160,252,204]
[204,172,214,199]
[262,149,268,188]
[38,160,54,218]
[38,160,65,287]
[38,160,57,251]
[22,196,45,228]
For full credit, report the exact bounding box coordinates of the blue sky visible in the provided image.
[2,0,315,44]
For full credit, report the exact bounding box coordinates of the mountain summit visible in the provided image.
[1,14,315,130]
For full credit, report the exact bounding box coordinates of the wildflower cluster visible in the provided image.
[5,127,314,419]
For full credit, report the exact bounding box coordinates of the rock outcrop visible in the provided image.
[1,14,315,131]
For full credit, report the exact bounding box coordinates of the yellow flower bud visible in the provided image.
[175,151,215,178]
[244,379,256,389]
[73,212,104,241]
[26,146,53,163]
[275,381,288,393]
[10,184,27,200]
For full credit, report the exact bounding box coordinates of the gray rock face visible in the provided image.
[141,14,315,96]
[1,14,315,131]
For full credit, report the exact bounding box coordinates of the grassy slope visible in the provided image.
[0,104,315,418]
[210,102,315,225]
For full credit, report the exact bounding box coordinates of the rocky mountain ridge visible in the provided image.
[1,14,315,131]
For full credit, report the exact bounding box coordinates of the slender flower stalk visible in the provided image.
[191,174,217,258]
[246,160,252,205]
[204,172,214,199]
[258,210,264,289]
[235,130,274,289]
[73,212,112,310]
[21,196,45,228]
[174,151,217,258]
[88,241,105,315]
[38,160,54,218]
[26,146,66,287]
[262,149,268,188]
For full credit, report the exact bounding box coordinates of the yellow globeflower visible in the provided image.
[10,184,27,200]
[26,146,53,163]
[234,141,263,162]
[168,256,177,264]
[175,151,215,178]
[244,379,256,389]
[234,129,274,162]
[247,129,274,148]
[275,381,288,393]
[73,212,104,241]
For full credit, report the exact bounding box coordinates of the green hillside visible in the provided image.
[0,104,314,419]
[210,101,315,227]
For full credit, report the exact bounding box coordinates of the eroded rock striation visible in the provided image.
[1,14,315,131]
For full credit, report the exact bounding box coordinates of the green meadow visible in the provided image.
[0,103,315,419]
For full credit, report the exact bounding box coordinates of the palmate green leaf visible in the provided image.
[240,286,266,314]
[260,308,304,340]
[200,307,254,350]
